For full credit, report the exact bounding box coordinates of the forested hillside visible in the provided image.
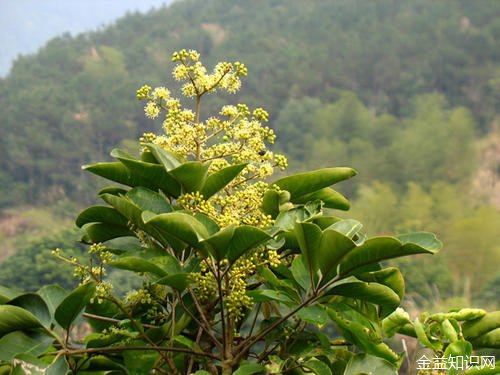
[0,0,498,305]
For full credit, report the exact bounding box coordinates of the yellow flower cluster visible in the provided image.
[52,244,114,303]
[226,258,256,320]
[172,49,247,95]
[136,50,289,316]
[125,289,153,306]
[191,259,217,302]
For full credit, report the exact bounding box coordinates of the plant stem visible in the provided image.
[52,345,217,359]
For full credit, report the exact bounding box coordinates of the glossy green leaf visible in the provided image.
[145,143,181,170]
[261,189,281,217]
[338,232,441,276]
[123,342,160,374]
[233,363,267,375]
[318,228,356,278]
[304,359,332,375]
[296,305,329,325]
[470,328,500,348]
[142,212,209,248]
[75,205,128,228]
[0,286,20,305]
[444,340,473,358]
[291,255,312,291]
[462,311,500,340]
[344,354,398,375]
[357,267,405,301]
[200,163,247,198]
[97,186,127,196]
[37,285,67,321]
[200,225,270,263]
[0,331,53,361]
[155,273,191,291]
[126,187,173,213]
[110,257,168,277]
[55,281,96,330]
[382,308,411,338]
[328,219,364,241]
[272,167,356,200]
[327,277,401,309]
[7,293,51,327]
[0,305,43,337]
[46,356,69,375]
[81,222,135,243]
[247,289,294,304]
[100,192,142,224]
[170,161,210,192]
[294,222,322,276]
[257,266,300,303]
[294,187,350,210]
[326,305,400,363]
[414,317,441,351]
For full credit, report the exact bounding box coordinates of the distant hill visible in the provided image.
[0,0,498,209]
[0,0,171,76]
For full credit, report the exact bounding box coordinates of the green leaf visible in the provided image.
[201,225,270,263]
[462,311,500,340]
[110,257,168,277]
[257,266,300,303]
[75,206,128,228]
[296,305,329,326]
[328,219,364,241]
[382,308,411,337]
[318,228,356,278]
[143,212,209,248]
[193,371,212,375]
[294,222,322,276]
[37,285,67,320]
[233,363,267,375]
[123,342,160,374]
[170,161,210,192]
[55,281,96,330]
[338,233,441,276]
[272,167,356,200]
[357,267,405,301]
[0,305,43,337]
[261,189,281,217]
[46,356,69,375]
[344,354,398,375]
[200,163,247,199]
[247,289,294,304]
[294,187,350,210]
[81,222,135,243]
[303,359,332,375]
[0,331,53,361]
[126,187,173,213]
[326,305,400,363]
[470,327,500,348]
[291,255,312,291]
[444,340,473,357]
[7,293,51,327]
[155,273,191,291]
[327,277,401,310]
[90,149,182,197]
[145,143,181,170]
[414,317,442,351]
[0,285,20,304]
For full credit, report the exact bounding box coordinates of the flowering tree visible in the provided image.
[0,50,498,374]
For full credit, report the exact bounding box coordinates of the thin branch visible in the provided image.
[52,345,218,360]
[83,312,158,329]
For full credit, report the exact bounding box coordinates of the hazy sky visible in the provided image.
[0,0,172,76]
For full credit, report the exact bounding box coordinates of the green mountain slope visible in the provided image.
[0,0,498,208]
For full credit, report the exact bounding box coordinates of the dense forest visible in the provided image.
[0,0,498,309]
